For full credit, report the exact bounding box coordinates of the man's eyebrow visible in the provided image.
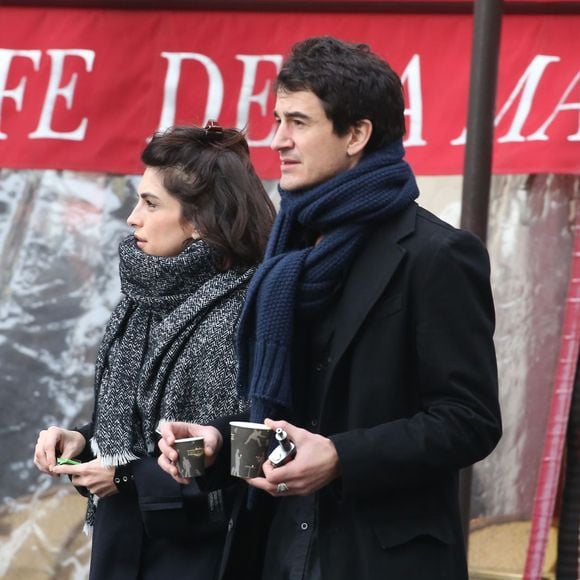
[273,110,311,121]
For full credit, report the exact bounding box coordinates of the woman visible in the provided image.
[33,122,275,580]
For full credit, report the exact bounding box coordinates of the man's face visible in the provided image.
[271,90,359,191]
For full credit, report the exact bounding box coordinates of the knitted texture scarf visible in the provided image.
[236,140,419,422]
[86,235,252,528]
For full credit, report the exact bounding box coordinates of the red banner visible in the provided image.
[0,7,578,176]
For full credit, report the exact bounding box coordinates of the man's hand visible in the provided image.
[157,421,223,484]
[34,426,86,476]
[52,458,117,498]
[247,419,341,496]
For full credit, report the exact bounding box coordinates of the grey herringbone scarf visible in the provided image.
[86,235,251,528]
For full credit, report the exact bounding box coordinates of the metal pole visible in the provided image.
[459,0,503,550]
[460,0,503,239]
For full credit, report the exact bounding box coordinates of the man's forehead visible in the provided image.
[274,89,324,117]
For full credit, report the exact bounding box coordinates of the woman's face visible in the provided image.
[127,167,198,257]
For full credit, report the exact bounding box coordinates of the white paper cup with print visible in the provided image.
[174,436,205,478]
[229,421,274,478]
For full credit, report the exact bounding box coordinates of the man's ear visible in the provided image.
[347,119,372,157]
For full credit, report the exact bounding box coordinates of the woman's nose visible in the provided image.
[126,205,140,227]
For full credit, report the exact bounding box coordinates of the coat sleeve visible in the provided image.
[131,455,233,541]
[197,412,249,490]
[330,228,502,496]
[73,422,95,462]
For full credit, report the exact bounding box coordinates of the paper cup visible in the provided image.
[174,436,205,478]
[230,421,274,478]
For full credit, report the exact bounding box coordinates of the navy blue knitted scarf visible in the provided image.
[236,140,419,422]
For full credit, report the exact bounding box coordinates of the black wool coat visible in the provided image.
[220,202,502,580]
[74,426,233,580]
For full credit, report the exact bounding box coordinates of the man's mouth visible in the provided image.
[280,158,299,168]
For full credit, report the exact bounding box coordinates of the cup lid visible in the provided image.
[229,421,271,430]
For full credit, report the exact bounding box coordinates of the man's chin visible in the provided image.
[279,177,309,192]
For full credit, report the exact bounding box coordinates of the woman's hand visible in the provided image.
[52,458,118,498]
[34,426,86,476]
[157,421,223,484]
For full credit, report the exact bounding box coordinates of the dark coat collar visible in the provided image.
[329,202,417,371]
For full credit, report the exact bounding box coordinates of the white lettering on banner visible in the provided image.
[451,55,571,145]
[236,54,283,147]
[401,54,427,147]
[0,45,575,164]
[159,52,223,131]
[0,49,42,139]
[496,55,561,143]
[29,49,95,140]
[527,71,580,142]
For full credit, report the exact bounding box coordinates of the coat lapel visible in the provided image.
[327,203,417,376]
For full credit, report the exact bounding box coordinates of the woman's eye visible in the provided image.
[145,200,156,208]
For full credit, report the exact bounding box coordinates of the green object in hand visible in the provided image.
[57,457,81,465]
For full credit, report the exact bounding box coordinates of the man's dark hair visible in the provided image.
[141,125,275,271]
[275,36,406,153]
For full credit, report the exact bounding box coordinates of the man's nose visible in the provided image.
[271,124,291,151]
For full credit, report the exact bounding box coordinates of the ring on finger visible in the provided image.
[276,482,289,494]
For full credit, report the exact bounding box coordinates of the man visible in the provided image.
[158,36,502,579]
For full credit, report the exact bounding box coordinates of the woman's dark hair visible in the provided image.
[141,124,275,271]
[275,36,406,153]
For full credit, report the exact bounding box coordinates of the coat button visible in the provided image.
[300,522,309,531]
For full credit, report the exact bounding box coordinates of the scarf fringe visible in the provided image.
[83,495,99,535]
[90,438,139,467]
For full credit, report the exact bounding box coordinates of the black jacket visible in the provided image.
[74,424,233,580]
[220,203,502,580]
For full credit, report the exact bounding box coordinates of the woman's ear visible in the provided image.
[183,221,201,241]
[347,119,373,157]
